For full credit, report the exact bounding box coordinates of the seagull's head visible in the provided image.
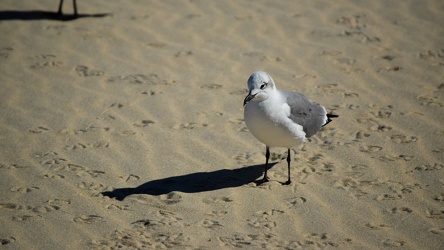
[243,71,276,106]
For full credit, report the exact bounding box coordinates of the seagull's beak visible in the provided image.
[243,92,255,106]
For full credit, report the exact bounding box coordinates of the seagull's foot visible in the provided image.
[282,180,292,185]
[255,176,270,185]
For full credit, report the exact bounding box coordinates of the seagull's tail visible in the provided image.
[323,114,339,127]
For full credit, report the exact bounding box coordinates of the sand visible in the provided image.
[0,0,443,249]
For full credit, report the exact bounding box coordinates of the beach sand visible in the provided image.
[0,0,443,249]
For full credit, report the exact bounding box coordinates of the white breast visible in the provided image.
[244,99,306,148]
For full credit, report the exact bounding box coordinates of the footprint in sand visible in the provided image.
[119,174,140,182]
[173,123,208,130]
[44,25,65,33]
[9,164,30,169]
[201,219,224,230]
[336,15,364,29]
[418,49,444,66]
[65,141,109,150]
[381,239,405,247]
[146,42,167,48]
[356,117,392,132]
[248,209,283,230]
[430,227,444,235]
[300,233,340,248]
[12,215,34,221]
[387,181,421,194]
[229,118,249,132]
[433,193,444,202]
[47,199,71,206]
[334,178,359,189]
[364,222,391,230]
[93,225,190,249]
[327,54,363,73]
[344,164,369,178]
[29,55,63,69]
[286,196,307,207]
[149,209,185,228]
[140,90,157,96]
[321,50,342,57]
[246,217,276,230]
[202,196,234,204]
[333,178,371,199]
[0,203,23,210]
[200,83,223,89]
[109,102,124,108]
[416,82,444,107]
[0,47,13,58]
[359,145,382,153]
[0,202,61,214]
[159,192,182,204]
[42,173,65,179]
[75,65,104,77]
[73,215,105,224]
[130,14,150,20]
[36,151,66,167]
[387,207,413,214]
[240,51,281,62]
[133,119,155,127]
[28,126,50,134]
[66,163,105,178]
[205,210,228,217]
[175,50,193,57]
[106,204,130,211]
[367,104,394,119]
[228,118,244,125]
[10,186,40,194]
[107,73,168,85]
[1,237,16,246]
[379,154,415,162]
[217,234,256,248]
[232,152,261,164]
[78,181,109,195]
[376,194,403,201]
[32,204,61,214]
[425,208,444,219]
[390,135,418,144]
[318,162,335,173]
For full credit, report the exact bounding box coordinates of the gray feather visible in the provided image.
[280,90,327,137]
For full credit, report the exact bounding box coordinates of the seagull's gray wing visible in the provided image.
[280,90,327,137]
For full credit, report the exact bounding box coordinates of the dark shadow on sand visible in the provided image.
[0,11,111,21]
[102,163,276,201]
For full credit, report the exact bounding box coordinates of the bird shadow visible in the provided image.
[0,10,111,21]
[101,163,276,201]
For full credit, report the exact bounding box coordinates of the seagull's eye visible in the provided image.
[260,83,267,90]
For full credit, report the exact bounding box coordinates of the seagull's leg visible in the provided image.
[73,0,78,16]
[283,148,292,185]
[58,0,64,15]
[263,146,270,182]
[256,146,271,184]
[255,146,270,185]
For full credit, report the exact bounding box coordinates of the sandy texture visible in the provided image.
[1,0,443,249]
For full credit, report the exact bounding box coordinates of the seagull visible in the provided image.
[243,71,338,185]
